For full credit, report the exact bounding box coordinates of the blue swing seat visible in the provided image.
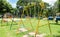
[56,16,60,20]
[48,16,53,20]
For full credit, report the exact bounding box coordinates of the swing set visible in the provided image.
[0,0,53,37]
[16,0,52,37]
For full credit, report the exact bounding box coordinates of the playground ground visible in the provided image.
[0,18,60,37]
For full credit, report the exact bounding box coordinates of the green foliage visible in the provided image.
[58,0,60,12]
[16,0,50,17]
[0,0,13,14]
[53,0,60,13]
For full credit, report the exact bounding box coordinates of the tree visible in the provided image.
[0,0,13,15]
[16,0,50,17]
[58,0,60,12]
[53,0,60,13]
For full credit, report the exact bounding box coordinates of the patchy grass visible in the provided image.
[0,18,60,37]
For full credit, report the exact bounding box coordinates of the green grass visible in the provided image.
[0,18,60,37]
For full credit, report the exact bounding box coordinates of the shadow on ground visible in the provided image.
[45,35,60,37]
[50,23,60,25]
[53,35,60,37]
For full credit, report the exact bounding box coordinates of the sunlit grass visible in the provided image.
[0,18,60,37]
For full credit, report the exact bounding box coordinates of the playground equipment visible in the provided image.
[48,16,54,20]
[15,0,53,37]
[0,0,53,37]
[55,16,60,23]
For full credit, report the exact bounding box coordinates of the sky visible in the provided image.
[42,0,57,6]
[7,0,18,8]
[7,0,57,8]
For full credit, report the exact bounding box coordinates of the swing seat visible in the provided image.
[55,16,60,23]
[56,17,60,20]
[48,16,53,20]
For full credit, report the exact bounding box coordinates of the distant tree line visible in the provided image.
[0,0,15,15]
